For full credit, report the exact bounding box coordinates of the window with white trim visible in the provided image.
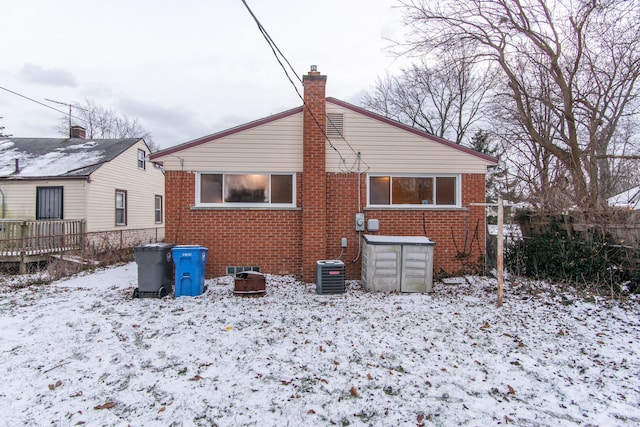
[115,190,127,225]
[368,174,460,207]
[197,173,295,207]
[137,149,146,170]
[155,195,163,223]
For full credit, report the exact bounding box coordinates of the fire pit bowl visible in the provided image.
[234,271,266,296]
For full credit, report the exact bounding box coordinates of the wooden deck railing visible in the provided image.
[0,219,85,272]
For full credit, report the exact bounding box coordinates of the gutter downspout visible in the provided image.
[0,186,4,218]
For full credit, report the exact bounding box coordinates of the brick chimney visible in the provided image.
[302,65,327,282]
[70,125,86,139]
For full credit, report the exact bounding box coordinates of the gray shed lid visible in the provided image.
[363,235,435,246]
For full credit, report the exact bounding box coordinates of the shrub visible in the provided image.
[506,233,639,294]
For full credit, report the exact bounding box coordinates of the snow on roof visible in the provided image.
[0,137,140,179]
[0,140,15,150]
[608,186,640,210]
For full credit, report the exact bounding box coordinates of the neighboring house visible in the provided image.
[151,68,498,282]
[608,186,640,210]
[607,186,640,246]
[0,126,165,238]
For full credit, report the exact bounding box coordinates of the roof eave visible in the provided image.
[0,175,90,181]
[327,97,499,165]
[149,98,499,166]
[150,106,304,160]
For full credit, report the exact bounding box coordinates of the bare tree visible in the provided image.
[491,61,575,210]
[362,49,494,145]
[399,0,640,211]
[56,98,158,151]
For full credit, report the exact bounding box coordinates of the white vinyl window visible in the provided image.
[368,174,460,207]
[155,195,163,223]
[196,173,295,207]
[137,149,146,170]
[115,190,127,225]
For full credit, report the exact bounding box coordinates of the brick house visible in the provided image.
[150,68,497,282]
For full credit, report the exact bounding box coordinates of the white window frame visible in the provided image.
[137,149,146,170]
[154,195,163,224]
[115,190,127,225]
[367,173,461,208]
[195,172,296,208]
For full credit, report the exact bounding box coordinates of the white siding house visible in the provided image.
[0,135,164,236]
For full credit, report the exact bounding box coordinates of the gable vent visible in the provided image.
[326,113,344,138]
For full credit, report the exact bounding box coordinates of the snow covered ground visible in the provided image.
[0,263,638,426]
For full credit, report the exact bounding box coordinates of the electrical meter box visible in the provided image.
[355,213,365,231]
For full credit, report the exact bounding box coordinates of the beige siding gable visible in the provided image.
[153,100,495,175]
[325,102,495,174]
[155,113,303,172]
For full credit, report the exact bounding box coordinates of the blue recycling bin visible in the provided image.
[171,245,208,297]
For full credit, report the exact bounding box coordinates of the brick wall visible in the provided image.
[164,170,303,279]
[326,173,488,278]
[164,170,487,281]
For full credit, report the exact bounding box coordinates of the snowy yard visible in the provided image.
[0,263,638,426]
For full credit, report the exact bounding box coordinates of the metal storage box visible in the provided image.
[133,243,175,298]
[171,245,208,297]
[361,235,435,293]
[316,260,345,294]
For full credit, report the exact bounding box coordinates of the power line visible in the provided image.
[0,85,89,125]
[1,85,69,116]
[240,0,344,161]
[239,0,369,173]
[240,0,302,88]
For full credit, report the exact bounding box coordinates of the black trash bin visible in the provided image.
[133,243,175,298]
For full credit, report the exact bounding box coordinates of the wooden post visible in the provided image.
[80,220,86,261]
[19,221,27,274]
[497,197,504,307]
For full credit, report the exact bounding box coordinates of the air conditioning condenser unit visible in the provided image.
[316,260,345,294]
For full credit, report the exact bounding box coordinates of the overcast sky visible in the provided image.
[1,1,409,149]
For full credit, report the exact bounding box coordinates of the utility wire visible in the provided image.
[0,85,89,125]
[240,0,369,172]
[240,2,366,168]
[240,0,345,163]
[1,85,67,115]
[241,1,302,87]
